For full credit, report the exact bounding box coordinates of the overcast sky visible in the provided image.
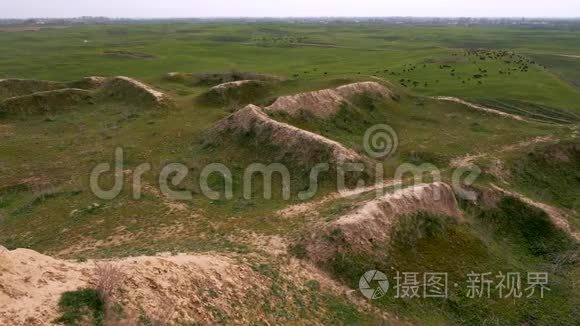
[1,0,579,19]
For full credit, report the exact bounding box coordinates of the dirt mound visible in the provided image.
[200,80,271,107]
[113,255,270,324]
[66,76,107,90]
[0,79,64,100]
[164,71,283,86]
[267,88,347,119]
[0,76,171,116]
[97,76,170,107]
[266,81,394,119]
[305,182,463,263]
[0,88,94,115]
[0,246,91,325]
[0,247,271,325]
[0,77,106,103]
[211,104,371,170]
[0,246,394,325]
[335,81,395,101]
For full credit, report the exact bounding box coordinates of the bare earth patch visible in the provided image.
[0,247,272,325]
[267,88,347,118]
[449,136,556,168]
[0,246,92,325]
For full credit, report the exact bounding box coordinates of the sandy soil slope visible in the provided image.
[266,81,394,119]
[0,247,270,325]
[305,182,463,264]
[211,104,373,170]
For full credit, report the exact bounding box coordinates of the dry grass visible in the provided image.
[94,262,125,325]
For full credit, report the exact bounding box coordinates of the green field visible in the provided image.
[1,24,580,103]
[0,23,579,324]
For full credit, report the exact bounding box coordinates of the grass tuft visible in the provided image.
[55,289,104,326]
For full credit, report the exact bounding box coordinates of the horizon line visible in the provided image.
[2,16,580,20]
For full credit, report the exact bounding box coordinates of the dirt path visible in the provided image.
[450,136,557,168]
[292,42,388,51]
[555,54,580,59]
[277,177,405,219]
[243,41,390,52]
[279,134,559,219]
[432,96,529,122]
